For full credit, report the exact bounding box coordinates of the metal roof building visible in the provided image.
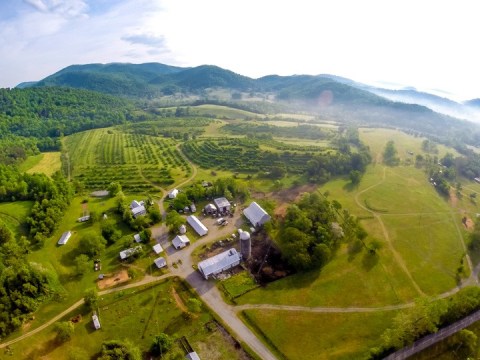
[57,231,72,245]
[243,202,271,227]
[187,215,208,236]
[152,243,164,254]
[198,248,241,279]
[154,257,167,268]
[172,234,191,249]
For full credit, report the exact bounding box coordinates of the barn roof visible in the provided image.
[187,215,208,236]
[243,202,271,227]
[57,231,72,245]
[198,248,241,278]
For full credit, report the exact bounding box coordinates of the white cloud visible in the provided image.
[23,0,89,18]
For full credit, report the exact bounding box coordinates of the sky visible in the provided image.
[0,0,479,101]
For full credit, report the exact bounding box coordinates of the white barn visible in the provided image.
[172,234,191,249]
[243,202,271,227]
[187,215,208,236]
[119,246,142,260]
[198,248,242,279]
[57,231,72,245]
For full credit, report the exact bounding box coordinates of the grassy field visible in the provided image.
[7,278,248,360]
[64,128,190,192]
[192,104,262,119]
[23,152,62,176]
[0,201,32,237]
[242,309,397,360]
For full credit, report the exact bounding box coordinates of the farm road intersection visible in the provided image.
[2,157,480,359]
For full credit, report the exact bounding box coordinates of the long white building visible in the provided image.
[187,215,208,236]
[198,248,241,279]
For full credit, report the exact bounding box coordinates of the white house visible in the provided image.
[172,234,191,249]
[130,200,146,218]
[154,257,167,268]
[168,189,179,199]
[134,233,142,243]
[187,215,208,236]
[57,231,72,245]
[214,197,231,212]
[198,248,242,279]
[152,243,164,254]
[243,202,271,227]
[119,246,142,260]
[92,314,101,330]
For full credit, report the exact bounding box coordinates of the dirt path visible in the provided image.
[355,167,425,296]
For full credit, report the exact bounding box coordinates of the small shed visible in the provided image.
[172,235,191,249]
[92,314,101,330]
[152,243,164,254]
[77,215,90,222]
[119,246,142,260]
[57,231,72,245]
[190,203,197,212]
[204,203,217,214]
[134,233,142,243]
[214,197,231,213]
[168,189,179,199]
[154,257,167,268]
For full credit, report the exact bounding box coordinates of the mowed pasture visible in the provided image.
[24,152,62,177]
[9,278,248,360]
[64,128,190,192]
[238,129,470,305]
[242,309,397,360]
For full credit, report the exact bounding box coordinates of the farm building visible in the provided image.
[92,313,101,330]
[119,246,142,260]
[168,188,179,199]
[130,200,146,218]
[77,215,90,222]
[134,233,142,243]
[190,203,197,212]
[214,197,231,212]
[172,235,191,249]
[198,248,242,279]
[154,257,167,268]
[152,243,164,254]
[187,215,208,236]
[186,352,201,360]
[204,203,216,214]
[243,202,271,227]
[57,231,72,245]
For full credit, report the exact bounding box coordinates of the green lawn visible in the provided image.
[242,309,397,360]
[8,278,248,360]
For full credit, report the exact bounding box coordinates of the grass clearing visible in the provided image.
[23,152,62,176]
[0,201,32,237]
[242,309,397,360]
[220,271,259,300]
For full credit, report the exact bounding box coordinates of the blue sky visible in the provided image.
[1,0,479,101]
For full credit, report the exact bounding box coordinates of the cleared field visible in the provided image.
[192,104,262,119]
[21,152,62,176]
[64,128,190,192]
[0,201,32,237]
[9,278,248,360]
[242,309,396,360]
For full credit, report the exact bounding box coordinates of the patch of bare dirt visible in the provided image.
[97,270,130,290]
[449,189,459,207]
[171,287,188,313]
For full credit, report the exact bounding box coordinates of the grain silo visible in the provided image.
[239,229,251,260]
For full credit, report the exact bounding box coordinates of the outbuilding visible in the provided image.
[134,233,142,243]
[92,313,101,330]
[119,246,142,260]
[172,234,191,249]
[243,202,271,227]
[57,231,72,245]
[214,197,231,213]
[130,200,146,218]
[154,257,167,268]
[179,224,187,234]
[187,215,208,236]
[152,243,164,254]
[198,248,242,279]
[168,189,179,199]
[186,352,201,360]
[204,203,217,214]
